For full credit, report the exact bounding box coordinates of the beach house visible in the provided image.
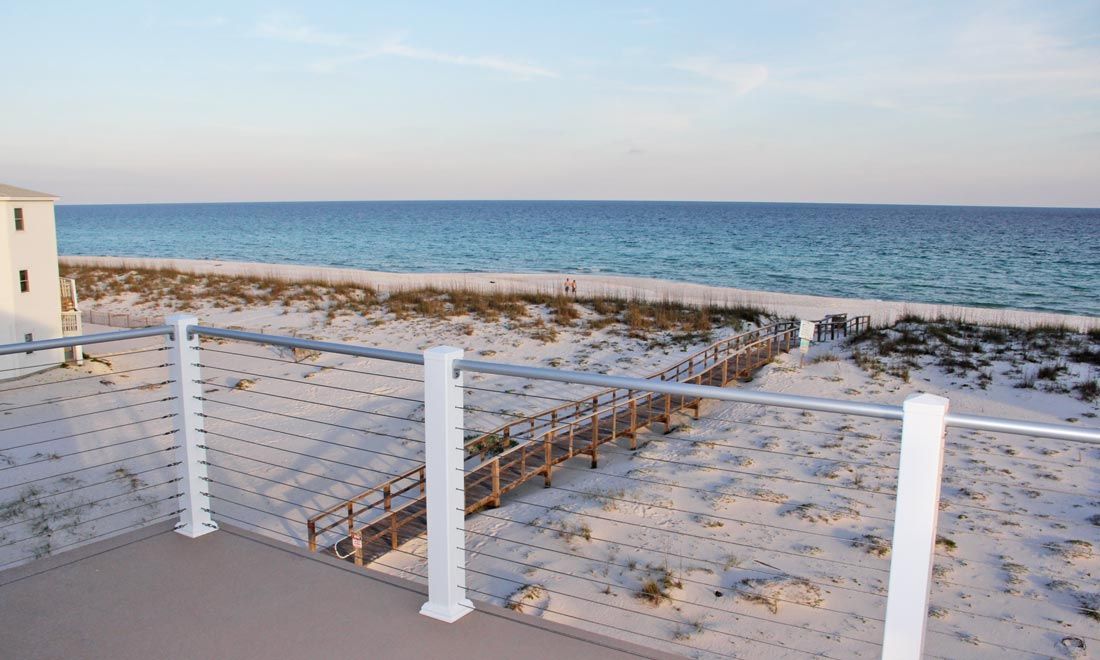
[0,183,81,378]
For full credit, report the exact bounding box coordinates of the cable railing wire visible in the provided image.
[199,413,423,464]
[195,363,424,404]
[0,448,180,493]
[468,510,889,599]
[541,462,893,523]
[197,396,424,444]
[0,414,176,454]
[196,345,423,382]
[0,477,182,531]
[926,602,1100,645]
[196,380,424,425]
[0,493,183,550]
[0,396,177,434]
[197,430,405,480]
[486,481,895,555]
[590,444,897,497]
[463,527,886,624]
[0,463,179,511]
[0,428,178,472]
[1,380,176,413]
[201,461,375,505]
[940,468,1088,498]
[637,431,899,471]
[200,448,373,492]
[461,584,738,660]
[464,543,884,648]
[0,509,185,574]
[461,565,829,658]
[0,361,173,393]
[468,498,890,575]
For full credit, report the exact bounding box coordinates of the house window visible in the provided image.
[18,270,29,292]
[14,208,24,231]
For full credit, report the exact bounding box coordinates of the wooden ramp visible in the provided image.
[307,316,870,566]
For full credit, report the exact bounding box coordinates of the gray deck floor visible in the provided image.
[0,523,671,660]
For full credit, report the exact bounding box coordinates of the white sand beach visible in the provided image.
[3,257,1097,659]
[60,256,1100,333]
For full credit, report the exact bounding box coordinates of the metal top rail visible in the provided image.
[1,324,1097,444]
[453,358,1100,444]
[0,326,173,356]
[189,326,424,365]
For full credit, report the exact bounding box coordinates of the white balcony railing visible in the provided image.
[0,320,1097,659]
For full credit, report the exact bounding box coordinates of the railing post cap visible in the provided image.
[903,392,950,412]
[166,313,199,325]
[425,345,463,358]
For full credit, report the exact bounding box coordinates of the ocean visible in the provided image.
[56,200,1100,317]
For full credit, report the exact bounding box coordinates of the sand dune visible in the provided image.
[60,255,1099,331]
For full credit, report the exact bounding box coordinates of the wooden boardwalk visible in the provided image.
[307,316,869,566]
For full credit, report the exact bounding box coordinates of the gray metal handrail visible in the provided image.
[189,325,424,365]
[0,326,172,356]
[453,358,1100,443]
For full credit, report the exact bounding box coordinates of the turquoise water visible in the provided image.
[56,201,1099,317]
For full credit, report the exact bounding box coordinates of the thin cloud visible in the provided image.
[380,37,558,79]
[255,14,557,79]
[254,13,351,48]
[672,57,769,96]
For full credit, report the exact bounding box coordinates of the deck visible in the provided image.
[0,521,673,660]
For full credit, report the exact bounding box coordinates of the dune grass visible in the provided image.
[61,264,770,341]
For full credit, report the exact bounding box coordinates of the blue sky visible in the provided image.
[2,1,1098,206]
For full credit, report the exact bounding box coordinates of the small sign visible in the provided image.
[351,533,363,550]
[799,320,816,342]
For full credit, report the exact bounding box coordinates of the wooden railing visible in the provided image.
[306,316,869,561]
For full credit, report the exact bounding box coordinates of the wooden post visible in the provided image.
[544,435,553,487]
[629,398,638,449]
[590,413,599,469]
[591,397,600,462]
[383,484,392,511]
[692,376,702,419]
[390,514,399,550]
[663,393,672,434]
[520,442,527,477]
[347,501,355,535]
[491,458,501,507]
[353,529,364,566]
[419,467,426,496]
[307,521,317,552]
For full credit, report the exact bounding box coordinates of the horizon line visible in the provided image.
[54,197,1100,211]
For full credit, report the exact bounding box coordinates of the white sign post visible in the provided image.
[798,320,816,367]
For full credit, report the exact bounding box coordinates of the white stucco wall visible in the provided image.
[1,197,64,378]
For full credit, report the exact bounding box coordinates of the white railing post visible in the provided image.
[166,314,217,538]
[420,346,473,622]
[881,393,949,659]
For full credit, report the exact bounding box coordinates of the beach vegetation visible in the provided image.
[1076,379,1100,402]
[61,264,768,341]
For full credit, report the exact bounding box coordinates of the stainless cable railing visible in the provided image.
[1,319,1097,660]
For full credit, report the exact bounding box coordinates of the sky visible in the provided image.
[2,1,1098,207]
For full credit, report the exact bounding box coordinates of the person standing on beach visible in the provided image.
[564,278,570,295]
[571,279,577,296]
